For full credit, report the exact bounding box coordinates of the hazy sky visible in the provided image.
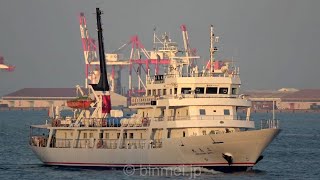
[1,0,320,96]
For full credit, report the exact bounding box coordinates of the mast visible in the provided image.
[209,25,219,73]
[91,7,110,92]
[210,25,214,73]
[92,7,111,115]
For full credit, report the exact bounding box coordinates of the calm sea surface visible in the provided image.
[0,110,319,179]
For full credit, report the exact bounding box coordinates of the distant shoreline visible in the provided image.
[247,109,320,113]
[0,107,49,111]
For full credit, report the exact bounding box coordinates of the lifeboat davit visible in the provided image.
[66,99,93,109]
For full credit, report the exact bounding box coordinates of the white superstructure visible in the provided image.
[30,9,280,173]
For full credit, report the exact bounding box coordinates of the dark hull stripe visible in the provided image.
[45,162,255,166]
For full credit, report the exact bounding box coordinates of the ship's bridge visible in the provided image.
[131,73,246,107]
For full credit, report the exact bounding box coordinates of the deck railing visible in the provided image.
[51,138,161,149]
[98,139,118,149]
[55,138,73,148]
[260,119,280,129]
[119,139,147,149]
[30,136,47,147]
[131,94,241,106]
[154,115,247,122]
[51,118,122,128]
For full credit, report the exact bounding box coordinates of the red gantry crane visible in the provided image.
[78,12,171,98]
[0,54,15,72]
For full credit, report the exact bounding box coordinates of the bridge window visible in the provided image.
[181,88,191,94]
[195,87,205,94]
[155,75,164,81]
[219,88,228,94]
[232,88,237,95]
[206,87,218,94]
[224,109,230,115]
[199,109,206,115]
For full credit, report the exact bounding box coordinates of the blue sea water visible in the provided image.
[0,110,319,179]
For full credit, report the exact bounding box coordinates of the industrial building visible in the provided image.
[246,88,320,110]
[0,88,127,109]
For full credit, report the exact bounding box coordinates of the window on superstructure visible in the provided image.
[224,109,230,115]
[232,88,237,95]
[105,133,109,139]
[174,88,177,94]
[183,131,186,137]
[219,87,228,94]
[129,133,134,139]
[99,133,103,139]
[152,89,156,96]
[83,133,87,139]
[199,109,206,115]
[117,133,120,139]
[206,87,218,94]
[202,130,207,135]
[89,133,93,138]
[195,87,205,94]
[170,89,172,95]
[181,88,191,94]
[140,133,143,139]
[163,89,166,95]
[167,130,171,138]
[147,90,151,96]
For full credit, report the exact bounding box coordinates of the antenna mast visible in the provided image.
[210,25,214,73]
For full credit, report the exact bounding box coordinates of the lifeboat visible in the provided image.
[67,98,93,109]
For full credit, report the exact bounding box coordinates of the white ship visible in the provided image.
[30,8,280,172]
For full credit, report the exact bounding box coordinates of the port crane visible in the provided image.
[0,54,14,72]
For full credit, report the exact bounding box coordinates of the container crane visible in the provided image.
[0,55,15,72]
[79,12,130,94]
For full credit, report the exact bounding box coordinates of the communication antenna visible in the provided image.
[209,25,214,73]
[209,25,219,73]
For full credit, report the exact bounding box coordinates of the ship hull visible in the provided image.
[30,128,280,172]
